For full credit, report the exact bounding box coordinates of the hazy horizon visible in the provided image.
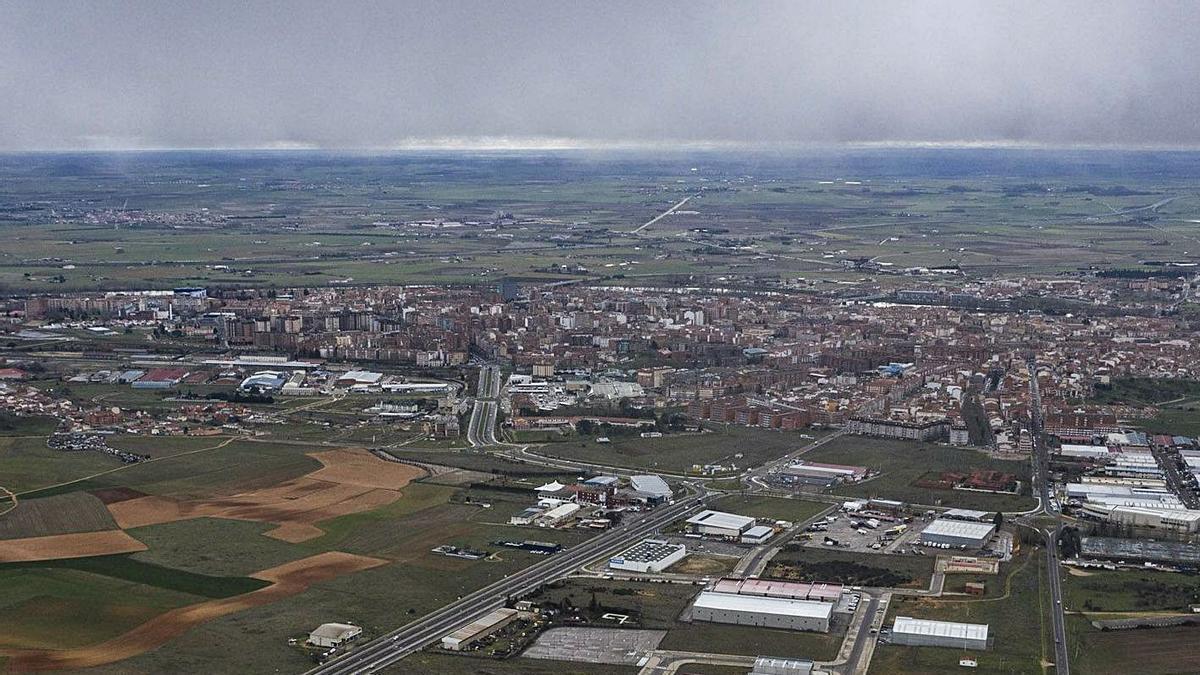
[2,1,1199,151]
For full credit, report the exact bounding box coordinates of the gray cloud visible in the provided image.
[0,0,1198,149]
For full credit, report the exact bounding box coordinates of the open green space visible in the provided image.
[1089,377,1200,406]
[0,553,268,598]
[0,491,116,539]
[0,414,59,437]
[18,438,322,500]
[535,426,824,475]
[803,436,1036,511]
[870,551,1046,675]
[0,567,202,650]
[768,547,936,589]
[384,449,564,477]
[661,621,842,661]
[0,434,124,495]
[1066,616,1200,675]
[1063,568,1200,613]
[709,494,831,524]
[128,518,309,577]
[1133,407,1200,439]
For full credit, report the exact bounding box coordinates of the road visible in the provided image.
[1023,358,1071,675]
[308,490,709,675]
[631,195,694,234]
[466,365,501,447]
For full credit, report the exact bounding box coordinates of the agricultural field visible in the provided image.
[802,436,1036,511]
[534,426,826,475]
[870,551,1047,675]
[0,432,605,672]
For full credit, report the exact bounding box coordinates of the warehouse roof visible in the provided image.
[943,508,991,521]
[612,538,685,564]
[921,519,996,540]
[687,510,755,531]
[693,591,833,620]
[630,474,671,497]
[893,616,988,642]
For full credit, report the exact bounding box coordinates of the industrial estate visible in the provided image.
[2,148,1200,675]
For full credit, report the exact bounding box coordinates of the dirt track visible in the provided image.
[0,530,147,562]
[106,448,425,542]
[2,551,387,671]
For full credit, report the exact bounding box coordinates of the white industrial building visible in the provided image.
[1080,504,1200,533]
[891,616,989,650]
[441,608,518,651]
[307,623,362,648]
[686,510,756,539]
[630,475,672,500]
[536,502,580,527]
[691,591,832,633]
[919,519,996,549]
[608,539,687,573]
[741,525,775,545]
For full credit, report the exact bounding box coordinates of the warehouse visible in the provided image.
[608,539,687,573]
[891,616,989,650]
[918,519,996,549]
[535,502,580,527]
[307,622,362,648]
[741,525,775,545]
[441,608,518,650]
[1081,504,1200,534]
[686,510,756,539]
[691,591,832,632]
[630,474,672,501]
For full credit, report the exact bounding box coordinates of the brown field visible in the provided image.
[2,551,387,671]
[106,449,425,543]
[1076,624,1200,674]
[0,530,147,562]
[88,487,148,505]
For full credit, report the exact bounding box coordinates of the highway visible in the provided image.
[1024,358,1071,675]
[466,365,501,447]
[631,195,694,234]
[308,490,708,675]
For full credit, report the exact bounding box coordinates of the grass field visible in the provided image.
[1067,617,1200,675]
[802,436,1036,511]
[0,554,268,598]
[870,551,1046,674]
[709,494,831,524]
[1063,568,1200,613]
[535,426,825,474]
[0,491,117,538]
[127,518,311,577]
[0,567,202,650]
[0,434,125,495]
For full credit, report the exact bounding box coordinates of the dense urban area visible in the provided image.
[2,150,1200,675]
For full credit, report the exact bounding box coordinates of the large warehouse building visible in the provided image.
[608,539,687,573]
[441,608,518,651]
[691,591,832,633]
[686,510,756,539]
[891,616,989,650]
[919,519,996,549]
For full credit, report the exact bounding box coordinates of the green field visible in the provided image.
[1067,617,1200,675]
[0,491,116,538]
[660,621,843,661]
[709,494,831,524]
[534,426,825,475]
[1063,568,1200,613]
[802,436,1036,511]
[0,434,124,495]
[0,554,268,598]
[870,551,1046,675]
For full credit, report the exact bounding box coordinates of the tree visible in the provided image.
[993,511,1004,528]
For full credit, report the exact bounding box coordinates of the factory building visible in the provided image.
[741,525,775,545]
[918,519,996,549]
[1080,504,1200,534]
[686,510,756,539]
[891,616,989,651]
[441,608,518,651]
[608,539,687,573]
[691,591,832,633]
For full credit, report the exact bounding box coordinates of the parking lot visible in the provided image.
[799,510,928,555]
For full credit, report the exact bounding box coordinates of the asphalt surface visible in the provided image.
[1026,360,1070,675]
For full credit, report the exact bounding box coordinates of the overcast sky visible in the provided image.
[1,1,1198,150]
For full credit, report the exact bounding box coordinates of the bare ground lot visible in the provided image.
[0,531,148,563]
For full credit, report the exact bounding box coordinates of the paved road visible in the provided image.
[631,195,694,234]
[308,492,708,675]
[1024,359,1070,675]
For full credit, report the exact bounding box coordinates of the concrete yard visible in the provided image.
[521,627,667,665]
